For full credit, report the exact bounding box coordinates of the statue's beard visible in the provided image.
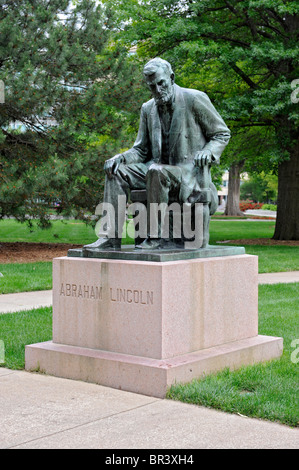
[154,86,174,106]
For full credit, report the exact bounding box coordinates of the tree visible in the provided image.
[107,0,299,239]
[240,173,278,203]
[0,0,147,227]
[221,124,278,215]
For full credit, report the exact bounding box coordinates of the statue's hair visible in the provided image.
[143,58,173,77]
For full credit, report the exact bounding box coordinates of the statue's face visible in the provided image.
[145,67,174,106]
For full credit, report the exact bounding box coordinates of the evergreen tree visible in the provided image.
[0,0,146,226]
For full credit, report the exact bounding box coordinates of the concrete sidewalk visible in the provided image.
[0,368,297,449]
[0,290,52,314]
[258,271,299,285]
[0,271,298,314]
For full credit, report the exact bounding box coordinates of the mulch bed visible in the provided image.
[0,242,82,263]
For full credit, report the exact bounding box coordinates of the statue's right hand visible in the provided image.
[104,154,124,178]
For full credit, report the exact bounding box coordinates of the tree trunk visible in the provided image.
[273,141,299,240]
[224,161,245,216]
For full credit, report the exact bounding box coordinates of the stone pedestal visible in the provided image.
[25,254,283,398]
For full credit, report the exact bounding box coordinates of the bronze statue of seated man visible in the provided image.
[84,58,230,251]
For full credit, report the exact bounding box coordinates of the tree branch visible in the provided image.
[229,63,258,89]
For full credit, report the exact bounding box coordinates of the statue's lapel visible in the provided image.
[150,101,162,161]
[149,85,185,161]
[169,85,185,155]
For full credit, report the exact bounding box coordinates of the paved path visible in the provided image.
[244,209,276,218]
[0,368,297,449]
[0,290,52,314]
[258,271,299,285]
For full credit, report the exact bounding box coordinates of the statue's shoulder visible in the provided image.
[179,86,208,103]
[141,97,155,113]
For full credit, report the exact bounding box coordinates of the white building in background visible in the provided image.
[217,171,249,206]
[218,170,249,206]
[217,170,229,205]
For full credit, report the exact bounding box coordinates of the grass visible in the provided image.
[167,283,299,427]
[240,245,299,273]
[0,218,276,244]
[209,219,276,242]
[0,262,52,294]
[0,283,298,426]
[0,306,52,370]
[0,219,96,244]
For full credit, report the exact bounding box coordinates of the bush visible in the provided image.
[261,204,277,211]
[239,200,264,211]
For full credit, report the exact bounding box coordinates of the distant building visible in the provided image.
[217,170,228,205]
[217,171,249,205]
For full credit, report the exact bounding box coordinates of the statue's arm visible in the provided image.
[104,105,150,177]
[122,104,151,165]
[193,92,231,167]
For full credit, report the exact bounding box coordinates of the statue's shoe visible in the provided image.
[135,238,163,250]
[83,238,121,250]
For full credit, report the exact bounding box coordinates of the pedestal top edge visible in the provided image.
[53,253,257,265]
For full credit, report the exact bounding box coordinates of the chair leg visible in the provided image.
[202,203,210,248]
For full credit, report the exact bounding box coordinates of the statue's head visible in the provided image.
[143,58,175,106]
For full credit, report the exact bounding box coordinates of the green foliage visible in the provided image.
[109,0,298,146]
[106,0,299,238]
[262,204,277,211]
[240,173,278,202]
[121,3,297,86]
[0,0,147,225]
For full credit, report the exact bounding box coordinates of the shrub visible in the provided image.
[239,200,264,211]
[261,204,277,211]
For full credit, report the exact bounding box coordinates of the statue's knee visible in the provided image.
[146,166,170,188]
[147,164,169,179]
[147,163,165,174]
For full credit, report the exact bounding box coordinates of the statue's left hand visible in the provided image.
[193,149,213,168]
[104,154,124,178]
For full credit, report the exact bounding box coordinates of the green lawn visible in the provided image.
[0,306,52,370]
[209,219,276,242]
[167,283,299,427]
[0,283,298,427]
[0,262,52,294]
[0,219,97,244]
[241,245,299,273]
[0,218,277,244]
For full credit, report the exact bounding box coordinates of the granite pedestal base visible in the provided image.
[25,254,283,398]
